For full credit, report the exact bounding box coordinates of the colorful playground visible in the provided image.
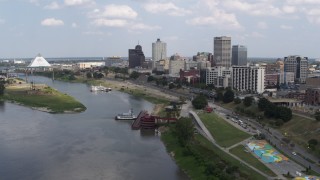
[247,140,288,163]
[294,176,320,180]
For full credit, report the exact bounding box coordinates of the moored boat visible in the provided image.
[90,85,111,92]
[115,109,137,120]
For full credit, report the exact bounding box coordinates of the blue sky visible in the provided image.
[0,0,319,58]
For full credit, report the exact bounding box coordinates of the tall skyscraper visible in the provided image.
[232,45,247,66]
[284,55,308,83]
[152,38,167,61]
[129,44,145,68]
[214,36,231,67]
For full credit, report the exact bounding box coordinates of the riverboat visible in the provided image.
[115,109,137,120]
[90,85,112,92]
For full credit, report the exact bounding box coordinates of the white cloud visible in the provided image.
[282,5,296,13]
[286,0,320,5]
[100,4,137,19]
[0,18,5,24]
[143,2,191,16]
[83,31,111,36]
[64,0,94,6]
[130,23,161,31]
[249,32,265,38]
[71,22,78,28]
[93,18,128,27]
[257,22,268,29]
[280,25,293,29]
[186,10,242,30]
[303,8,320,24]
[44,2,61,10]
[222,0,282,16]
[41,18,64,26]
[29,0,40,6]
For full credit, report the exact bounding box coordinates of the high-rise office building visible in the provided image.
[232,45,247,66]
[152,38,167,62]
[284,55,308,83]
[129,44,145,68]
[214,36,231,67]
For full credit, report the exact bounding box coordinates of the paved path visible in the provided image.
[189,110,215,143]
[213,102,320,175]
[189,111,275,180]
[226,137,252,151]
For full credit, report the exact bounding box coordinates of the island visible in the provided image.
[0,78,86,113]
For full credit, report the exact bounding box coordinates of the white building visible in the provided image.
[232,65,265,94]
[76,62,105,69]
[206,66,232,88]
[152,38,167,62]
[169,59,185,77]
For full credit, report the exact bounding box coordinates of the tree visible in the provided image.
[278,107,292,122]
[192,95,208,109]
[223,89,234,103]
[168,83,175,89]
[243,96,254,107]
[93,72,104,79]
[129,71,140,79]
[174,117,194,146]
[258,98,271,111]
[68,74,76,81]
[147,75,154,82]
[308,139,318,150]
[0,81,5,95]
[234,97,241,104]
[86,72,92,79]
[315,111,320,121]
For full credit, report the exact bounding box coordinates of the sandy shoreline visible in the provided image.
[103,78,179,102]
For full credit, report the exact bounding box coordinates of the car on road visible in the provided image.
[292,152,297,156]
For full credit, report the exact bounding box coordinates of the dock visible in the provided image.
[131,110,148,130]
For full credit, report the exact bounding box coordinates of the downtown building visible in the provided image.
[231,65,265,94]
[232,45,247,66]
[128,44,145,68]
[169,53,185,77]
[206,66,232,88]
[152,38,167,61]
[214,36,231,67]
[284,55,308,83]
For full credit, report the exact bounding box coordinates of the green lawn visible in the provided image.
[229,145,277,177]
[161,129,267,180]
[199,113,251,147]
[4,86,86,113]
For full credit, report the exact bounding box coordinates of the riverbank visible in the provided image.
[1,80,86,113]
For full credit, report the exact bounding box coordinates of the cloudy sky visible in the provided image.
[0,0,319,58]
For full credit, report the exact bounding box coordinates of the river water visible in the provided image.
[0,76,188,180]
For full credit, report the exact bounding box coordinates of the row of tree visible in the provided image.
[172,117,248,179]
[258,98,292,122]
[215,87,235,103]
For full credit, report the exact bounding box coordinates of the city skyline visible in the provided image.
[1,0,320,58]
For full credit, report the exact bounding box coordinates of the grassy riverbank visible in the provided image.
[2,83,86,113]
[161,128,267,180]
[199,113,251,148]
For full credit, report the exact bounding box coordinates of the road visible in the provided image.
[128,78,320,176]
[210,102,320,175]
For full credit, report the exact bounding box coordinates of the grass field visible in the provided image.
[229,145,277,177]
[199,113,251,147]
[3,85,86,113]
[161,129,267,180]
